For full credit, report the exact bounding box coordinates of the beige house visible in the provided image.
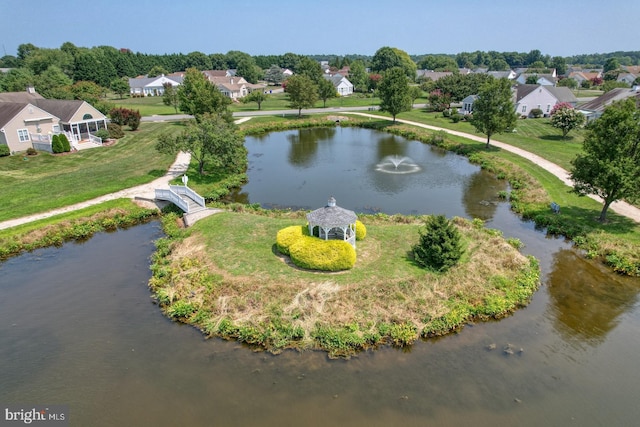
[204,75,264,100]
[0,89,108,154]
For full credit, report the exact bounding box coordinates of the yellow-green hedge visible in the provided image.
[355,220,367,240]
[276,225,306,255]
[289,236,356,271]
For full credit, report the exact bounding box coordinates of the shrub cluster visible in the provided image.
[289,236,356,271]
[109,107,141,131]
[0,144,10,156]
[276,221,365,271]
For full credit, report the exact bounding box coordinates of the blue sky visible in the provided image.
[2,0,637,58]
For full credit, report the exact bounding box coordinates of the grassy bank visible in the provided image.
[345,116,640,275]
[0,199,159,259]
[149,210,539,358]
[0,122,179,222]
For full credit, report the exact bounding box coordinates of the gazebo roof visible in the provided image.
[306,197,357,228]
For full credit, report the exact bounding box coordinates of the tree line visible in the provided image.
[2,42,639,96]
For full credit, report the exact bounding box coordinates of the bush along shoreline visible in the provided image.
[148,211,540,358]
[0,202,159,260]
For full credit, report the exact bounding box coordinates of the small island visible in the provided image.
[149,208,539,358]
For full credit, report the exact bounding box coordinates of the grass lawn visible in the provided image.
[0,122,180,222]
[106,91,384,116]
[398,110,586,170]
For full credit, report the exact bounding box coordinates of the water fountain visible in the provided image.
[375,155,421,174]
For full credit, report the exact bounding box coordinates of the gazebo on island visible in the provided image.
[307,197,357,248]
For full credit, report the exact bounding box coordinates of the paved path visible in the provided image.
[347,112,640,223]
[0,151,192,230]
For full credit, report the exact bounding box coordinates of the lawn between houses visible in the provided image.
[149,210,539,358]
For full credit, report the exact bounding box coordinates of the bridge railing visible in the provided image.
[155,188,189,212]
[169,185,206,208]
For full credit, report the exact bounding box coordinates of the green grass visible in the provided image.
[0,122,180,222]
[106,91,383,116]
[399,110,585,170]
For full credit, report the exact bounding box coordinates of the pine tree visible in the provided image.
[412,215,465,272]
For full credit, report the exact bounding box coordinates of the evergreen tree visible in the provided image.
[412,215,465,272]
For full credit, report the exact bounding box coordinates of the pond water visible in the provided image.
[229,127,506,219]
[2,129,640,426]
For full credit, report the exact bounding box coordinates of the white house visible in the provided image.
[514,84,577,117]
[323,74,354,96]
[128,74,182,96]
[461,95,478,115]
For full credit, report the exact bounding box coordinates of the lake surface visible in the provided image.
[230,127,506,219]
[2,128,640,426]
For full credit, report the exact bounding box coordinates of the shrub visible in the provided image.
[25,147,37,156]
[0,144,10,156]
[355,220,367,240]
[109,107,141,130]
[59,133,71,152]
[276,225,306,255]
[289,236,356,271]
[107,123,124,139]
[94,129,110,140]
[451,113,463,123]
[51,134,64,153]
[530,108,544,118]
[412,215,465,272]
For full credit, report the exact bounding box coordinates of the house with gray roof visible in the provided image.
[128,74,183,97]
[323,74,353,96]
[577,87,640,121]
[0,89,107,154]
[514,84,577,118]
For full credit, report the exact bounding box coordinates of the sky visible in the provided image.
[1,0,638,58]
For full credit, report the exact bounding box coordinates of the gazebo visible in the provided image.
[307,197,357,248]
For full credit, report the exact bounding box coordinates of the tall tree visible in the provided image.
[264,65,285,85]
[110,77,130,99]
[378,67,412,123]
[471,77,517,148]
[318,78,337,107]
[348,60,367,92]
[177,68,231,121]
[236,57,260,84]
[294,57,323,84]
[570,98,640,222]
[371,46,416,79]
[284,74,318,117]
[162,82,180,113]
[156,113,247,175]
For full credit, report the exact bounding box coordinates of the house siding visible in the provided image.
[515,86,559,118]
[0,104,60,153]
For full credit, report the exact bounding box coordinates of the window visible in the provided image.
[522,105,527,113]
[17,129,30,142]
[546,104,551,113]
[82,113,93,120]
